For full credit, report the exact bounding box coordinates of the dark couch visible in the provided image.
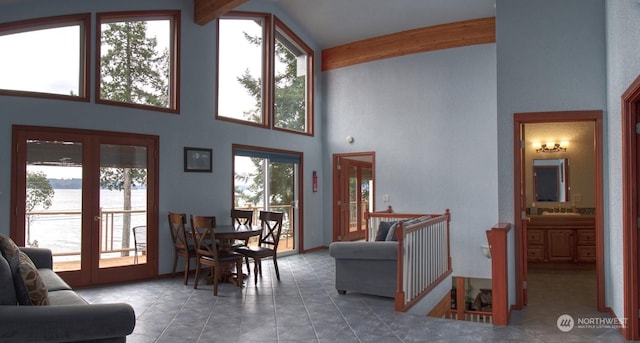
[0,234,135,342]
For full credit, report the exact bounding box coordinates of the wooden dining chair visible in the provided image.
[132,225,147,264]
[190,215,244,296]
[168,212,197,285]
[235,211,284,285]
[231,209,254,226]
[231,209,254,272]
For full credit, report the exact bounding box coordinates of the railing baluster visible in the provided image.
[394,210,452,311]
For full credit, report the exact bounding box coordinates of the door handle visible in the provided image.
[93,216,101,222]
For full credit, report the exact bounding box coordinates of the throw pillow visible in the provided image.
[416,215,432,222]
[0,233,20,263]
[375,221,395,241]
[385,222,399,241]
[9,249,49,306]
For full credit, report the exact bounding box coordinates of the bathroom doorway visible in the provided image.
[513,111,604,312]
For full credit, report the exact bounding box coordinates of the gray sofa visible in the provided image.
[329,214,435,298]
[0,237,136,342]
[329,241,398,298]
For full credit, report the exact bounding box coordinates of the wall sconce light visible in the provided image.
[534,141,568,153]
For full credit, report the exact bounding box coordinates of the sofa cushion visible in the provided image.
[0,254,17,305]
[38,269,72,292]
[47,289,89,306]
[329,241,398,260]
[10,250,50,305]
[375,221,396,241]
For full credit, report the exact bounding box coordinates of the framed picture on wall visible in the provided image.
[184,147,212,172]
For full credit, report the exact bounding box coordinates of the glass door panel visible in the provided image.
[347,165,358,234]
[269,160,296,253]
[233,149,300,255]
[98,144,148,269]
[360,167,373,232]
[26,139,84,272]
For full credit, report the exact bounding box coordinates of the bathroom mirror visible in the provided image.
[533,159,569,202]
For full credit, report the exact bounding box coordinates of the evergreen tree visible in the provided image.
[99,20,163,254]
[26,171,55,247]
[100,21,169,107]
[235,32,303,209]
[273,40,306,131]
[237,33,306,130]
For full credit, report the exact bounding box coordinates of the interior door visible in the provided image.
[340,159,372,241]
[519,124,529,306]
[11,125,158,287]
[333,153,375,242]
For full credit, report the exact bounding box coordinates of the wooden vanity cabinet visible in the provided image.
[526,229,545,262]
[527,216,596,268]
[547,229,574,261]
[576,230,596,262]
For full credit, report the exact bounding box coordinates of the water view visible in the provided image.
[27,188,147,261]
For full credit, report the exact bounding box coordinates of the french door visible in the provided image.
[232,145,302,255]
[11,125,158,287]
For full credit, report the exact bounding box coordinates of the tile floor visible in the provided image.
[77,250,630,342]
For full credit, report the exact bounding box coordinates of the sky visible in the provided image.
[0,19,171,96]
[0,25,80,94]
[29,165,82,179]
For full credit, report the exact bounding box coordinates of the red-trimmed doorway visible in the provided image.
[513,110,605,314]
[622,74,640,341]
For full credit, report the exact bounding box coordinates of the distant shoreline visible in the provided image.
[48,178,146,190]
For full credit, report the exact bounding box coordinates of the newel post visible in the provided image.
[486,223,512,325]
[394,221,405,311]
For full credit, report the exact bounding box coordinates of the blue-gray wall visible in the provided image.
[323,44,498,279]
[0,0,325,275]
[605,0,640,323]
[496,0,607,312]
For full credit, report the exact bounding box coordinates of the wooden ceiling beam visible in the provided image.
[321,17,495,71]
[194,0,247,26]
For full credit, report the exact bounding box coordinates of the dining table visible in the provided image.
[214,224,262,249]
[212,224,262,285]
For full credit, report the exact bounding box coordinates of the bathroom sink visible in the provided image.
[541,211,579,216]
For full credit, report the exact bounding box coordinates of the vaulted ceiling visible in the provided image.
[0,0,496,50]
[195,0,496,49]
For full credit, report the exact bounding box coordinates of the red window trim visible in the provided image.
[95,10,181,114]
[0,13,91,102]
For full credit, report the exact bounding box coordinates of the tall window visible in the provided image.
[217,12,314,135]
[0,14,90,101]
[274,18,312,133]
[96,11,180,113]
[217,14,266,124]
